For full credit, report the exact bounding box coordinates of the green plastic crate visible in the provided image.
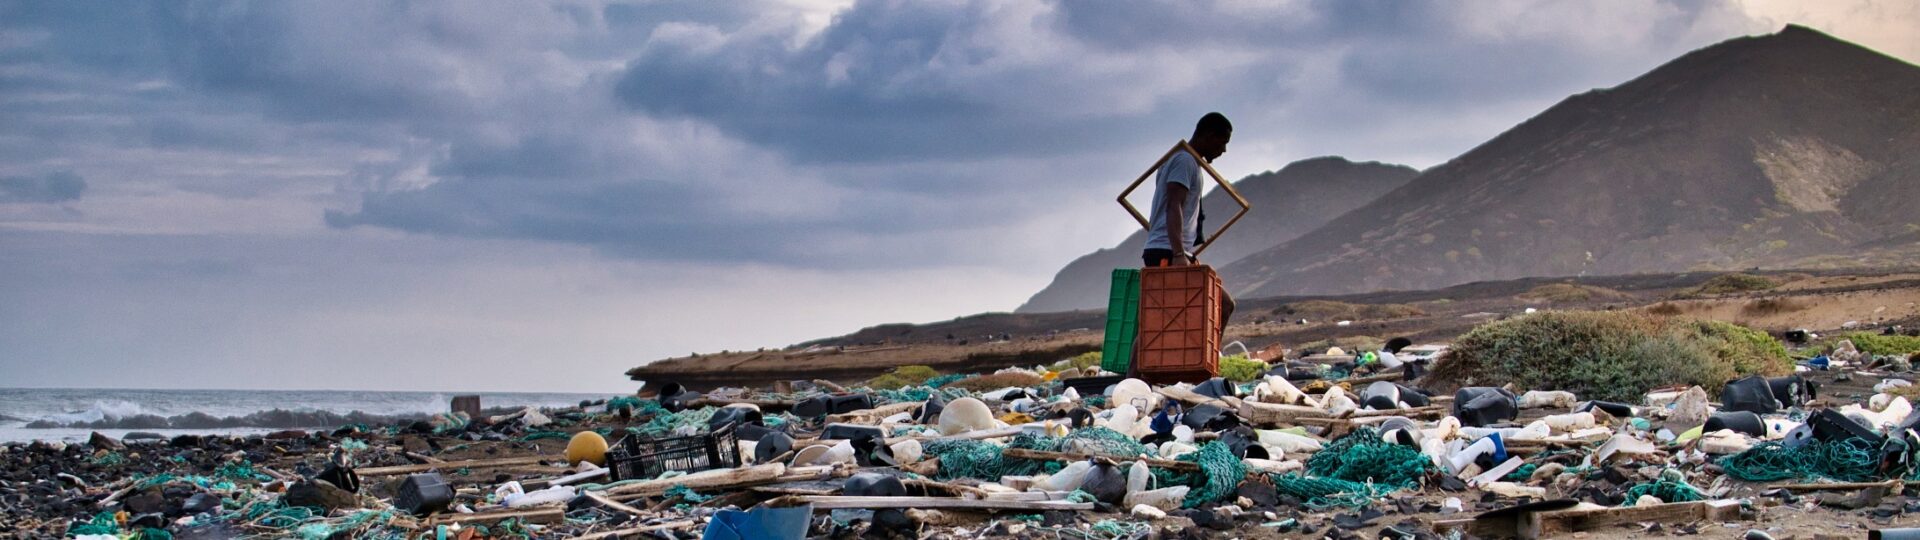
[1101,268,1142,374]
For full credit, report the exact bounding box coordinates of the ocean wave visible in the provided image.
[23,408,431,430]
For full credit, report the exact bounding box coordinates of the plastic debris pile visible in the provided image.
[10,334,1920,539]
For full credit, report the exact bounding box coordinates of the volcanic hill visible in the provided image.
[1222,25,1920,299]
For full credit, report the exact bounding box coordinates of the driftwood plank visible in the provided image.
[358,456,547,476]
[784,496,1093,511]
[429,506,564,526]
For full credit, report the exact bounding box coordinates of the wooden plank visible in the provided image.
[827,402,921,423]
[1766,479,1902,491]
[1000,448,1200,472]
[1158,385,1242,410]
[1238,400,1335,426]
[1532,500,1743,537]
[358,456,547,477]
[785,496,1094,511]
[429,506,564,526]
[600,463,786,498]
[583,491,650,517]
[571,520,700,540]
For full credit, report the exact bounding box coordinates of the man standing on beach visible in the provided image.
[1142,112,1236,336]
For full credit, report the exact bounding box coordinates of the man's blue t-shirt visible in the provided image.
[1144,151,1202,251]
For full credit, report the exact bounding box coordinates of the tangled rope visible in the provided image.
[1623,479,1703,506]
[1305,428,1432,487]
[1148,441,1248,508]
[1719,437,1884,482]
[1266,473,1380,509]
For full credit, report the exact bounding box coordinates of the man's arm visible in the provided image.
[1164,182,1190,267]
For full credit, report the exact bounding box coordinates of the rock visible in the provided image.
[88,432,124,450]
[284,480,360,511]
[1440,497,1463,514]
[1130,504,1167,520]
[1668,386,1711,429]
[264,430,308,440]
[399,435,431,455]
[121,487,167,515]
[128,512,167,529]
[124,432,165,441]
[183,492,222,514]
[170,435,204,448]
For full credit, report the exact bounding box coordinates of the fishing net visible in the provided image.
[605,396,644,414]
[632,406,720,437]
[1305,428,1433,487]
[923,374,968,388]
[1719,437,1884,483]
[1266,473,1381,509]
[1622,479,1703,506]
[871,386,975,405]
[1147,441,1248,508]
[922,427,1153,480]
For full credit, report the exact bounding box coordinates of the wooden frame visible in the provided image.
[1117,139,1252,257]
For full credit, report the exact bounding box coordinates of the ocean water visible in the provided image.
[0,388,612,443]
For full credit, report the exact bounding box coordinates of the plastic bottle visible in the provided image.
[1127,460,1152,494]
[1034,461,1092,491]
[1255,429,1322,453]
[1446,437,1500,474]
[1102,405,1140,433]
[504,486,577,508]
[1123,486,1189,511]
[1542,412,1596,433]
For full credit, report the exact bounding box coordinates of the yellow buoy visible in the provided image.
[566,431,609,466]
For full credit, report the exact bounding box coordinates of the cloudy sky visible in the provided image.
[2,1,1915,393]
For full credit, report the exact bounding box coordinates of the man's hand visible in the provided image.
[1168,252,1192,267]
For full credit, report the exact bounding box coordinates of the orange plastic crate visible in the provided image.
[1135,264,1221,384]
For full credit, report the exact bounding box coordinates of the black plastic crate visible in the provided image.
[606,422,743,481]
[1061,375,1126,398]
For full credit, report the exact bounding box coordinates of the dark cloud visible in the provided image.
[1,0,1767,270]
[0,172,86,203]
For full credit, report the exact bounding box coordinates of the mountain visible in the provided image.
[1224,25,1920,299]
[1015,157,1417,313]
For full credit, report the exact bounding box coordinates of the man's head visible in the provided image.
[1190,112,1232,161]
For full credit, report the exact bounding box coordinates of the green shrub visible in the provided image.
[1847,332,1920,356]
[1520,283,1625,303]
[1049,352,1102,372]
[1428,311,1792,402]
[947,371,1045,392]
[1691,273,1778,295]
[865,365,940,390]
[1219,355,1268,382]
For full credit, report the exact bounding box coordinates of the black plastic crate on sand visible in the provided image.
[607,422,743,481]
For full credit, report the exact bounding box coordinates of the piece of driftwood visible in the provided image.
[1351,405,1448,418]
[601,463,786,499]
[1238,400,1335,426]
[1533,499,1742,536]
[828,402,921,423]
[583,491,649,516]
[571,520,700,540]
[911,426,1029,442]
[1767,479,1904,491]
[1432,499,1743,540]
[357,456,547,476]
[688,397,798,410]
[999,448,1199,472]
[1158,386,1242,410]
[429,506,565,526]
[903,478,989,498]
[778,495,1094,511]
